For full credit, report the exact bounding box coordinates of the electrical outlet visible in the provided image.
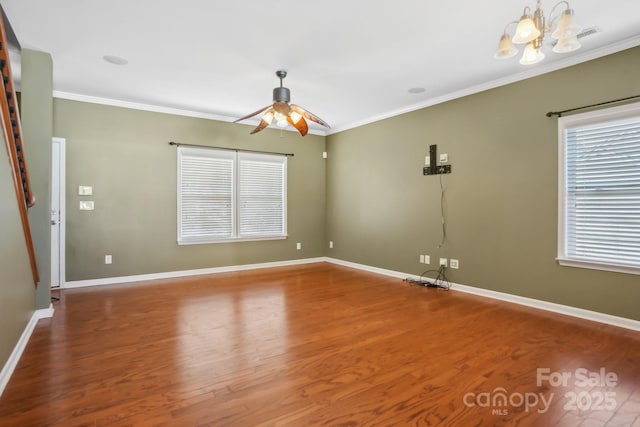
[424,255,430,264]
[450,259,459,269]
[329,241,333,249]
[440,153,449,163]
[439,258,448,267]
[105,255,112,264]
[296,242,302,250]
[419,254,425,263]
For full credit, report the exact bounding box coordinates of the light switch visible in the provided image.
[78,186,93,196]
[79,201,94,210]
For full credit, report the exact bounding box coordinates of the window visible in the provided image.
[558,102,640,275]
[177,146,287,244]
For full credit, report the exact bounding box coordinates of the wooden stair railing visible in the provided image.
[0,15,39,285]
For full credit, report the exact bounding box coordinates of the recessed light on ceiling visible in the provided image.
[408,87,426,94]
[103,55,128,66]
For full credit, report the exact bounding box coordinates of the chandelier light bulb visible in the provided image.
[553,35,581,53]
[552,9,582,39]
[494,34,519,59]
[520,43,545,65]
[513,14,540,44]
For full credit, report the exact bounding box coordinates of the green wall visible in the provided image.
[21,49,53,309]
[53,100,326,281]
[0,123,35,370]
[51,46,640,321]
[326,46,640,321]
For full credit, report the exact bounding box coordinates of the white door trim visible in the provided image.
[51,137,66,288]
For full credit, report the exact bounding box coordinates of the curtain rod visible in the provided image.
[546,94,640,118]
[168,141,294,157]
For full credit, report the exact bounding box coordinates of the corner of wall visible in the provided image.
[21,48,54,309]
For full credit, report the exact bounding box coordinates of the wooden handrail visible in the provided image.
[0,14,39,285]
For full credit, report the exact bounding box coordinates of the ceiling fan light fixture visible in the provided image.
[262,110,274,125]
[289,111,303,124]
[274,111,288,128]
[234,70,330,136]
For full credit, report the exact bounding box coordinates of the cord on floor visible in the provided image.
[403,265,451,290]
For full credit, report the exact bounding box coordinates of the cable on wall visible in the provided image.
[437,173,446,248]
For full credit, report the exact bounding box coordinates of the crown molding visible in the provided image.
[327,35,640,135]
[52,35,640,138]
[52,91,327,136]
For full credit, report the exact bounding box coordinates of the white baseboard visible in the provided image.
[35,304,55,319]
[0,304,54,398]
[59,255,640,331]
[3,258,637,400]
[62,257,327,289]
[325,258,640,332]
[326,257,409,280]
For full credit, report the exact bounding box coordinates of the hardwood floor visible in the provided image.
[1,262,639,426]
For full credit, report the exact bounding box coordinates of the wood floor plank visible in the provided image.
[0,263,639,426]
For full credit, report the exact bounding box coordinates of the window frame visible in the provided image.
[177,146,288,245]
[557,101,640,275]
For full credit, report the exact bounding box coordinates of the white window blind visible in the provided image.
[177,147,287,244]
[558,103,640,274]
[238,153,287,237]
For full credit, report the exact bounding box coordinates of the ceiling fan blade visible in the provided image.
[250,118,271,134]
[287,115,309,136]
[291,104,330,128]
[234,105,273,123]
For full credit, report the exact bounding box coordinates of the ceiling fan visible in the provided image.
[234,70,330,136]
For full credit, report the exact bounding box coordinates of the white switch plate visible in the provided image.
[329,241,333,249]
[419,254,425,263]
[439,153,449,163]
[439,258,448,267]
[424,255,430,264]
[78,185,93,196]
[105,255,112,264]
[296,242,302,250]
[450,259,459,269]
[79,201,94,210]
[425,156,430,166]
[322,151,328,159]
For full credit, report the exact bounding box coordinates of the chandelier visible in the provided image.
[494,0,582,65]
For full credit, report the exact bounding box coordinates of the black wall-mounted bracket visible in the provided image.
[423,144,452,176]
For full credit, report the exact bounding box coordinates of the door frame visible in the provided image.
[51,137,66,288]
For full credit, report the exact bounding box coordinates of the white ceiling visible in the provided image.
[2,0,640,135]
